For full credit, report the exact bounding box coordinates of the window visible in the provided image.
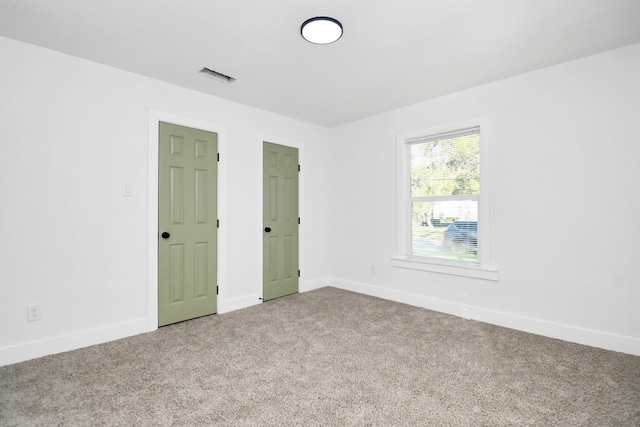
[393,117,498,281]
[410,128,480,261]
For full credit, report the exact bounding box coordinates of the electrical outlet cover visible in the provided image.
[27,304,42,321]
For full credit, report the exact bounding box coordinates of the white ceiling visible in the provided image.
[2,0,640,127]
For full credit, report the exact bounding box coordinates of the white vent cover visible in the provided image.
[198,67,236,84]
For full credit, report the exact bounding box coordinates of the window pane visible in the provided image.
[410,132,480,197]
[411,200,478,261]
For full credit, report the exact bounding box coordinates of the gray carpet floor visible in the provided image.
[1,287,639,426]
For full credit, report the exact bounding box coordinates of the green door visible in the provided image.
[158,122,218,326]
[263,142,299,301]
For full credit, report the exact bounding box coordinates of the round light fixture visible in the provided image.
[301,17,343,45]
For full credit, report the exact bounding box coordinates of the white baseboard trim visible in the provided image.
[4,278,636,366]
[328,277,640,356]
[301,278,331,293]
[0,317,148,367]
[218,278,330,314]
[218,293,260,314]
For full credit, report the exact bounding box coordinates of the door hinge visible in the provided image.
[298,270,301,277]
[298,217,300,225]
[217,219,220,228]
[217,153,220,162]
[298,164,300,172]
[216,286,219,295]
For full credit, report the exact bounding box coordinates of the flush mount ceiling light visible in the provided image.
[301,17,343,44]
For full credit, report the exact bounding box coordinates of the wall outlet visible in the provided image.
[27,304,42,322]
[369,265,376,275]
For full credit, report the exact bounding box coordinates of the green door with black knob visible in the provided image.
[158,122,218,326]
[263,142,299,301]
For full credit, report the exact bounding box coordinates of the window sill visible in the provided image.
[391,257,500,281]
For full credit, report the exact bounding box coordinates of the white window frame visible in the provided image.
[392,116,499,281]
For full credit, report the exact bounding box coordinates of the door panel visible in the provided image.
[194,242,209,298]
[169,244,185,303]
[263,142,299,301]
[170,167,185,224]
[159,122,218,326]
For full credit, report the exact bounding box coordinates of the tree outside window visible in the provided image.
[409,129,480,261]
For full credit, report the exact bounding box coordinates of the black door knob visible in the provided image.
[161,232,170,239]
[264,227,271,232]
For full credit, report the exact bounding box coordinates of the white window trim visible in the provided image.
[392,116,499,281]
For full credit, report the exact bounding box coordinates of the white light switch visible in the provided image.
[122,183,134,196]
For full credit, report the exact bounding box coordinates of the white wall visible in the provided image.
[0,37,332,366]
[327,42,640,355]
[2,35,638,366]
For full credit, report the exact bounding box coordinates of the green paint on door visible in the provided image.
[158,122,218,326]
[263,142,299,301]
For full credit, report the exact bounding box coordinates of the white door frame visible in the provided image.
[147,110,226,332]
[257,135,305,301]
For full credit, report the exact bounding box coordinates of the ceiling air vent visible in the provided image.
[198,67,236,84]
